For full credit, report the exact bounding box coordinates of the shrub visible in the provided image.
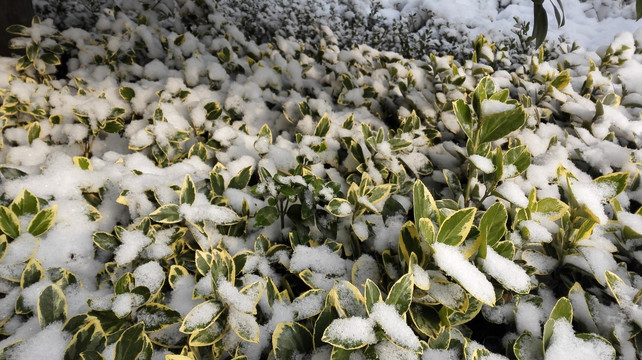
[0,2,641,360]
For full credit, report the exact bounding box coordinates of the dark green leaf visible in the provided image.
[385,272,414,315]
[478,106,527,143]
[10,189,39,216]
[273,322,313,360]
[149,204,181,224]
[0,206,20,238]
[38,284,67,327]
[436,207,476,246]
[27,205,57,237]
[114,323,146,360]
[119,87,135,102]
[255,206,279,227]
[453,99,474,139]
[229,166,253,189]
[136,303,182,331]
[64,320,106,360]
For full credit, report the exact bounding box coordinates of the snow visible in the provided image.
[479,247,531,293]
[0,0,641,357]
[182,301,222,332]
[481,99,515,117]
[370,302,421,352]
[520,220,553,243]
[469,154,496,174]
[289,245,347,276]
[133,261,165,293]
[323,317,376,346]
[217,279,256,314]
[114,230,152,265]
[112,293,144,317]
[1,323,71,360]
[433,243,496,305]
[496,182,529,208]
[544,319,614,360]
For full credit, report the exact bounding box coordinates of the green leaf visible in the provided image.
[367,184,392,205]
[533,2,549,47]
[314,114,331,137]
[136,303,182,331]
[594,172,629,199]
[327,198,352,217]
[228,166,253,190]
[255,206,279,227]
[114,323,146,360]
[210,170,225,196]
[330,348,363,360]
[604,271,628,306]
[149,204,181,224]
[6,24,29,36]
[93,232,120,253]
[229,308,260,342]
[27,121,40,144]
[188,317,226,346]
[322,318,375,350]
[479,202,507,251]
[478,106,527,143]
[504,145,531,178]
[73,156,93,170]
[0,206,20,238]
[413,180,439,224]
[418,218,435,245]
[436,207,476,246]
[202,103,222,122]
[273,322,313,360]
[543,297,573,349]
[0,167,27,180]
[27,205,57,237]
[534,198,569,221]
[409,303,440,338]
[514,333,543,360]
[364,279,381,314]
[332,281,367,318]
[79,351,105,360]
[385,272,414,315]
[20,258,43,289]
[179,300,224,334]
[399,221,424,265]
[0,235,7,262]
[119,87,135,102]
[38,284,67,328]
[638,0,642,20]
[388,138,412,151]
[10,189,39,216]
[26,44,38,61]
[453,99,474,139]
[180,174,196,205]
[64,320,106,360]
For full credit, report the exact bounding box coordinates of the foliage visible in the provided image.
[0,3,642,360]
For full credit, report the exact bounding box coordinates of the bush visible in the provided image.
[0,2,641,360]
